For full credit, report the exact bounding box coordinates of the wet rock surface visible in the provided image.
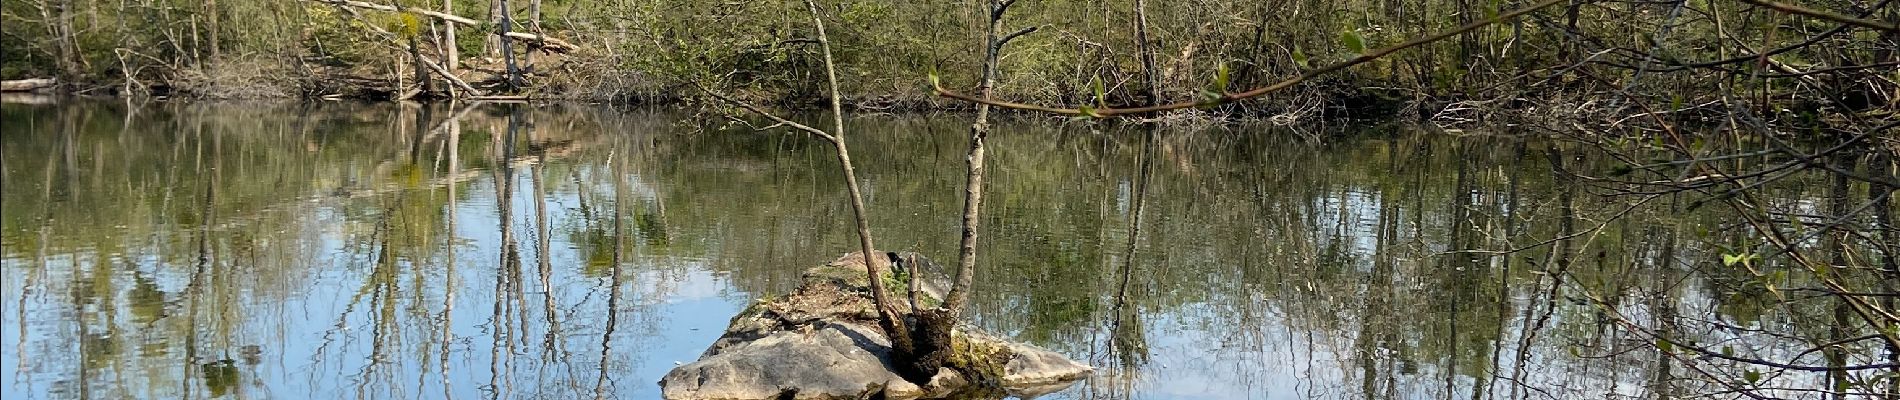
[659,252,1092,400]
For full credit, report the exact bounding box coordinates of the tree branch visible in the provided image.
[995,26,1039,49]
[1739,0,1900,32]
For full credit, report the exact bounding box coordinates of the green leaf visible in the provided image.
[1213,63,1230,93]
[1721,345,1733,357]
[1341,30,1367,55]
[1291,46,1310,68]
[1722,254,1743,267]
[1744,370,1762,384]
[1655,339,1674,354]
[927,71,941,88]
[1091,77,1106,107]
[1078,105,1096,118]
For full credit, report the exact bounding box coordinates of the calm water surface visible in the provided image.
[0,102,1803,399]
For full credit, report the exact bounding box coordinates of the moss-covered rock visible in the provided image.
[659,252,1092,400]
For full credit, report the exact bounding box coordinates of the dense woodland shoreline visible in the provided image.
[2,0,1894,122]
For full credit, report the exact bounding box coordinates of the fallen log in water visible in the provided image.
[1,78,57,92]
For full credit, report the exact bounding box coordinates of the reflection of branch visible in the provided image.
[1653,107,1900,356]
[932,0,1568,117]
[1440,194,1658,256]
[1638,308,1900,371]
[693,82,838,144]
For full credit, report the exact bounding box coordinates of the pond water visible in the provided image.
[0,102,1853,399]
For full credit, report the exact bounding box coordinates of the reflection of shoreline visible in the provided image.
[331,138,585,200]
[0,93,58,105]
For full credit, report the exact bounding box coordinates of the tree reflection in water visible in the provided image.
[0,102,1888,399]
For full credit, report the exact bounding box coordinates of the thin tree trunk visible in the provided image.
[526,0,541,66]
[47,0,79,80]
[410,34,430,95]
[690,0,915,379]
[188,12,203,64]
[205,0,220,60]
[497,0,520,90]
[944,0,1019,315]
[1133,0,1160,105]
[528,0,542,32]
[486,0,503,57]
[1558,0,1582,61]
[794,0,911,361]
[444,0,459,70]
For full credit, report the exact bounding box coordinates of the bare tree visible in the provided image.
[943,0,1036,316]
[696,0,915,369]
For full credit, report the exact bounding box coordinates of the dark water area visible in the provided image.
[0,101,1860,399]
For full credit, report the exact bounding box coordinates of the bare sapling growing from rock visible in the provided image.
[943,0,1036,317]
[687,0,1051,387]
[694,0,915,369]
[893,0,1040,384]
